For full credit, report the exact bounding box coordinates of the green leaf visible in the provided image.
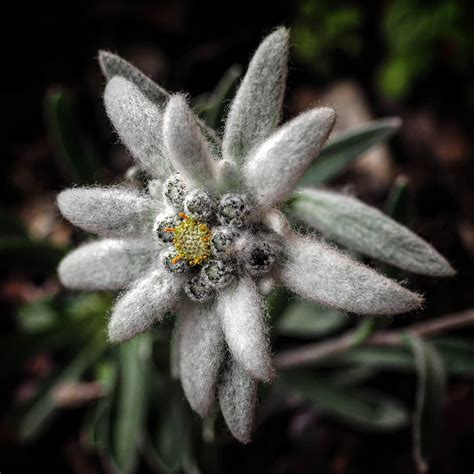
[0,237,65,273]
[18,333,106,440]
[277,301,346,337]
[299,117,401,186]
[282,372,408,431]
[18,298,58,333]
[112,334,152,474]
[330,343,474,376]
[405,335,446,473]
[202,65,242,129]
[384,175,410,224]
[289,188,454,276]
[45,87,99,184]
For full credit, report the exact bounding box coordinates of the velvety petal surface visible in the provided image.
[57,187,158,238]
[223,27,289,164]
[218,359,258,444]
[280,233,424,315]
[216,277,274,381]
[178,302,225,417]
[58,238,159,290]
[104,76,173,179]
[244,107,336,208]
[108,268,182,343]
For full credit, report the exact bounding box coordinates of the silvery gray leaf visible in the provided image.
[58,238,160,290]
[104,76,174,179]
[244,107,336,208]
[291,188,454,276]
[216,277,274,381]
[218,359,258,444]
[178,302,225,416]
[223,27,289,164]
[57,187,158,238]
[163,95,217,187]
[280,233,424,315]
[99,50,170,107]
[108,268,182,343]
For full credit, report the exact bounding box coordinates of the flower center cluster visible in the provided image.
[166,212,211,266]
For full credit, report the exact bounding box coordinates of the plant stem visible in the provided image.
[275,308,474,369]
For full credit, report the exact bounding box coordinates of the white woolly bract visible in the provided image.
[216,277,274,381]
[58,238,159,290]
[292,188,455,277]
[280,233,424,315]
[108,269,181,343]
[223,27,289,164]
[244,107,336,208]
[178,302,225,417]
[103,76,173,179]
[99,50,170,107]
[163,95,216,187]
[218,360,258,444]
[57,187,158,238]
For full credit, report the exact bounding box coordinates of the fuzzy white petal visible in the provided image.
[178,302,225,417]
[216,277,274,381]
[218,360,258,444]
[108,269,182,343]
[104,76,173,179]
[57,187,158,238]
[292,188,455,276]
[58,239,159,290]
[163,95,216,187]
[280,233,423,315]
[244,107,336,208]
[223,28,289,164]
[99,50,170,107]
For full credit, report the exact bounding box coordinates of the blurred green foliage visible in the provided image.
[293,0,474,101]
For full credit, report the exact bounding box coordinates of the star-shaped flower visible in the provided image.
[57,28,453,442]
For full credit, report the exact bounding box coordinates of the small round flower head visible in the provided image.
[184,189,217,221]
[211,227,239,257]
[184,275,215,302]
[202,259,235,288]
[244,240,276,275]
[162,248,193,273]
[155,215,182,243]
[164,174,187,209]
[217,194,249,228]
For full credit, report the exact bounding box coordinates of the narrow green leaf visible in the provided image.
[277,301,346,337]
[18,333,106,440]
[45,87,99,184]
[290,188,454,276]
[112,334,152,474]
[433,338,474,375]
[282,372,408,431]
[384,175,410,224]
[299,117,401,186]
[203,65,242,129]
[405,335,446,473]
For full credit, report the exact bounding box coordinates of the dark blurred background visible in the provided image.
[2,0,474,473]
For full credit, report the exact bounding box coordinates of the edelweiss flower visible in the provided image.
[57,28,454,442]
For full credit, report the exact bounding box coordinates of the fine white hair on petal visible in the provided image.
[244,107,336,209]
[216,277,274,382]
[279,233,424,315]
[98,50,170,107]
[58,238,160,290]
[104,76,174,179]
[163,95,217,187]
[218,359,258,444]
[108,268,182,343]
[178,302,225,417]
[292,188,455,277]
[223,27,289,165]
[57,187,158,238]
